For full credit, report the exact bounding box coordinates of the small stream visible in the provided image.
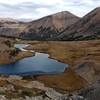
[0,44,68,76]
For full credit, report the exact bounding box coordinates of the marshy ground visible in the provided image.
[26,40,100,88]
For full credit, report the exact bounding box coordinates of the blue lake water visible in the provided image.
[0,44,68,76]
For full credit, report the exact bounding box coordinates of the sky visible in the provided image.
[0,0,99,20]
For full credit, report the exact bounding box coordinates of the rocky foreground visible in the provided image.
[0,75,99,100]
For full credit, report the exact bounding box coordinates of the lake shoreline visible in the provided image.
[0,43,34,65]
[0,44,68,76]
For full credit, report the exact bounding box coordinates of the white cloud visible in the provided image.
[0,0,33,4]
[33,0,64,5]
[0,0,99,19]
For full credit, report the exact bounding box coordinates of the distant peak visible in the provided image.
[52,11,79,18]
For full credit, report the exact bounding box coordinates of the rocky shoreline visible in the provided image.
[0,39,34,65]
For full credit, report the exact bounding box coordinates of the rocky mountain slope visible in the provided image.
[56,7,100,40]
[20,11,79,40]
[0,7,99,41]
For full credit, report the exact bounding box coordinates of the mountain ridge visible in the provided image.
[0,7,99,41]
[55,7,100,40]
[20,11,79,40]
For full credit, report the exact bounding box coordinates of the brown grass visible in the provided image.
[27,40,100,66]
[15,51,34,61]
[37,68,87,92]
[26,40,100,91]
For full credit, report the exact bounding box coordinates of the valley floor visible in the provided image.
[26,40,100,85]
[0,37,100,99]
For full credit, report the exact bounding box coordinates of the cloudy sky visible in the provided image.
[0,0,99,20]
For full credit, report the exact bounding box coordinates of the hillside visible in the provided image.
[0,18,27,38]
[20,11,79,40]
[0,8,99,41]
[56,7,100,40]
